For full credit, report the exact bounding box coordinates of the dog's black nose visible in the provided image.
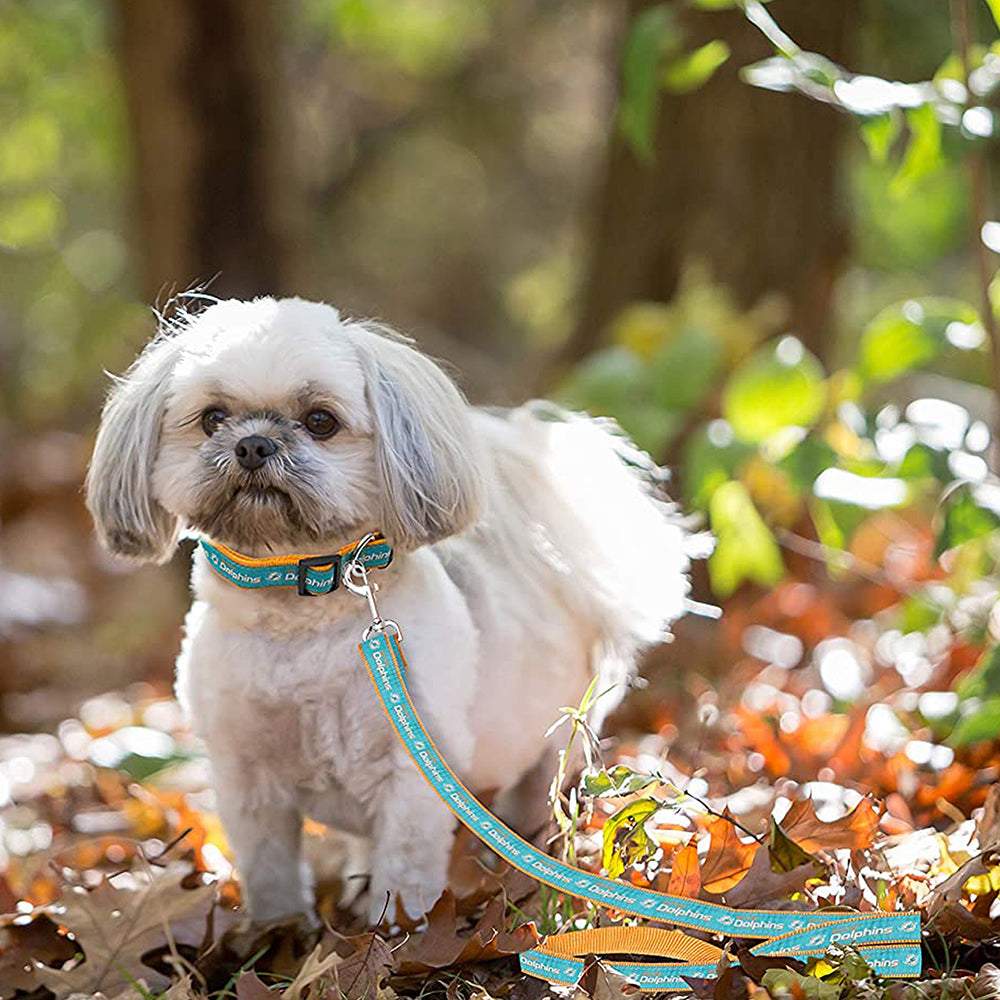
[235,435,277,470]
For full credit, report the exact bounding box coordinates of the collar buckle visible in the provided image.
[297,553,342,596]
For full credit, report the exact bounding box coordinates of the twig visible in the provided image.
[665,783,766,845]
[774,526,920,597]
[951,0,1000,450]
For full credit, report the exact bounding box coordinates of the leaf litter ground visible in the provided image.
[5,517,1000,998]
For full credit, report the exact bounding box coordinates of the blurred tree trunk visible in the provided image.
[114,0,301,300]
[557,0,856,376]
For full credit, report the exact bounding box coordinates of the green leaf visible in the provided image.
[602,797,660,878]
[859,112,900,166]
[897,442,951,481]
[559,346,646,413]
[936,483,1000,556]
[708,480,785,597]
[891,103,944,198]
[779,437,837,492]
[858,297,982,383]
[583,765,659,798]
[810,497,845,553]
[662,39,730,94]
[986,0,1000,34]
[950,697,1000,747]
[683,426,753,509]
[560,327,684,455]
[0,113,62,185]
[957,644,1000,701]
[722,337,826,443]
[650,327,722,411]
[618,5,677,162]
[898,594,941,634]
[0,189,64,249]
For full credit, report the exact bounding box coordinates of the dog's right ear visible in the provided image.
[85,335,183,563]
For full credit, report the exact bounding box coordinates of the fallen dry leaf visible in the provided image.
[699,809,760,893]
[332,932,393,1000]
[32,870,216,998]
[235,970,282,1000]
[681,952,749,1000]
[711,847,817,910]
[577,955,641,1000]
[780,796,882,854]
[282,943,343,1000]
[393,891,540,975]
[975,785,1000,849]
[667,842,702,898]
[933,901,996,942]
[0,914,79,999]
[926,851,998,916]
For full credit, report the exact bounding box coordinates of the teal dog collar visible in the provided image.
[199,534,393,596]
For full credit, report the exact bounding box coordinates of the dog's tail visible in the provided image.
[476,402,698,674]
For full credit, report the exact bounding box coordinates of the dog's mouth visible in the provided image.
[232,485,290,503]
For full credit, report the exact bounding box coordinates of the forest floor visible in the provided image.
[4,511,1000,999]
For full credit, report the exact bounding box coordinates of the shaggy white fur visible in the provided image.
[85,297,691,926]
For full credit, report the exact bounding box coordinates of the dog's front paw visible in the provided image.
[368,862,446,926]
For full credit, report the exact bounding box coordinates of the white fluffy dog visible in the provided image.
[85,297,690,927]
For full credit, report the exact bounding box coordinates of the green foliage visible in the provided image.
[762,968,841,1000]
[618,5,677,161]
[722,337,826,443]
[891,103,944,197]
[662,39,731,94]
[936,484,1000,555]
[987,0,1000,34]
[950,698,1000,746]
[956,644,1000,703]
[650,327,723,410]
[0,0,135,425]
[582,764,659,798]
[300,0,496,74]
[859,112,901,166]
[709,480,785,597]
[601,796,660,879]
[685,425,754,509]
[618,4,731,159]
[858,299,983,383]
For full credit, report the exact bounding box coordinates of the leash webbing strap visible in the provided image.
[199,536,393,595]
[359,632,922,990]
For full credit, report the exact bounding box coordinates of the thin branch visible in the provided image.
[774,526,920,596]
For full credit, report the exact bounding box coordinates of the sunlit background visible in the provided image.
[3,0,1000,898]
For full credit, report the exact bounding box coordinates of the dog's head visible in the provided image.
[85,297,485,560]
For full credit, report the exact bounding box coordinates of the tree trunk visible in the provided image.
[114,0,301,300]
[556,0,857,378]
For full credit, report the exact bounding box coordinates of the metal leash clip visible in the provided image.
[343,532,402,641]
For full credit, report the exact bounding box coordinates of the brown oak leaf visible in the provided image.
[31,870,216,998]
[699,810,760,893]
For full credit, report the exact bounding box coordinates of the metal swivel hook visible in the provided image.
[343,533,402,641]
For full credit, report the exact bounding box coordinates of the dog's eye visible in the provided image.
[303,409,340,440]
[201,407,228,436]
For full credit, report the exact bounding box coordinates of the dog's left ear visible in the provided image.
[355,324,485,549]
[85,334,183,563]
